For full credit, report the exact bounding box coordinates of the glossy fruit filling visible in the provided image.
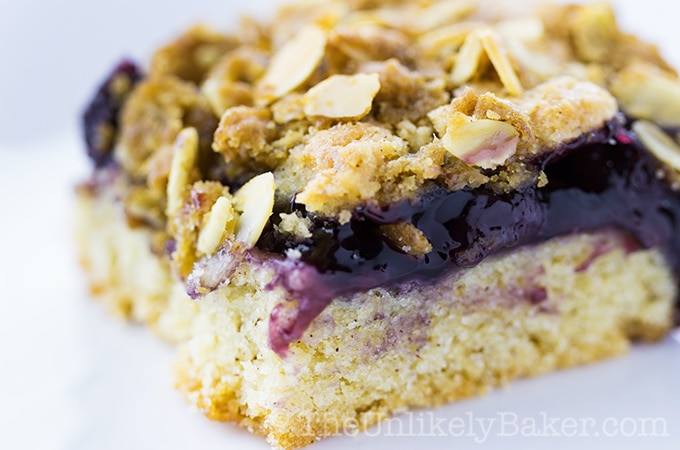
[81,62,680,355]
[261,117,680,354]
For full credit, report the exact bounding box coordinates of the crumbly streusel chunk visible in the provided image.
[96,0,680,270]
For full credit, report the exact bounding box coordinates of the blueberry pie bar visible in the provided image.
[77,0,680,448]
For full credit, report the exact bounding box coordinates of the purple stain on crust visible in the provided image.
[575,237,615,273]
[573,231,641,273]
[261,117,680,356]
[366,308,431,357]
[459,279,551,311]
[530,287,548,305]
[190,189,210,211]
[267,260,337,355]
[164,239,177,257]
[83,60,142,167]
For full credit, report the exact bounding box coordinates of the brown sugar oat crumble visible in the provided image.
[77,1,680,448]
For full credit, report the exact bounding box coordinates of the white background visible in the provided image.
[0,1,679,449]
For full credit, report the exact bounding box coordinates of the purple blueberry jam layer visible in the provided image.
[81,62,680,356]
[261,117,680,354]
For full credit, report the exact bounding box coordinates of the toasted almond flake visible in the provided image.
[342,10,390,28]
[166,127,198,219]
[201,78,224,116]
[410,0,477,34]
[343,0,475,34]
[442,118,519,169]
[256,25,327,106]
[273,0,348,47]
[478,29,523,96]
[233,172,276,246]
[495,17,545,42]
[303,73,380,119]
[451,30,484,85]
[197,196,236,256]
[611,64,680,127]
[418,21,482,57]
[504,37,556,80]
[485,110,501,120]
[569,2,619,63]
[633,120,680,172]
[272,94,306,124]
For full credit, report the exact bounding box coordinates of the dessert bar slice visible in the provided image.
[77,0,680,448]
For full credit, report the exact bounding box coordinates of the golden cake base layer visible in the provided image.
[76,187,676,449]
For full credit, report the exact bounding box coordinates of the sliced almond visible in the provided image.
[200,78,224,116]
[504,37,556,80]
[611,64,680,127]
[451,29,484,85]
[633,120,680,172]
[495,17,545,42]
[343,0,475,35]
[442,117,519,169]
[303,73,380,119]
[256,25,327,106]
[568,2,619,63]
[272,94,306,124]
[197,196,236,256]
[418,21,481,57]
[478,28,523,96]
[451,28,523,96]
[166,127,198,220]
[410,0,477,34]
[233,172,276,246]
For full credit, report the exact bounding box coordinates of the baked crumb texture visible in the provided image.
[77,186,675,450]
[77,0,680,449]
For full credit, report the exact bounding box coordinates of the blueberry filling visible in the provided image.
[81,63,680,356]
[83,60,142,167]
[261,117,680,354]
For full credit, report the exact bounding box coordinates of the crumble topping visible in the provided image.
[118,76,214,179]
[275,212,314,240]
[520,76,618,148]
[149,25,239,84]
[201,46,269,115]
[167,143,276,275]
[83,0,680,279]
[212,106,280,170]
[279,122,423,220]
[451,27,523,96]
[363,59,450,125]
[172,180,229,277]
